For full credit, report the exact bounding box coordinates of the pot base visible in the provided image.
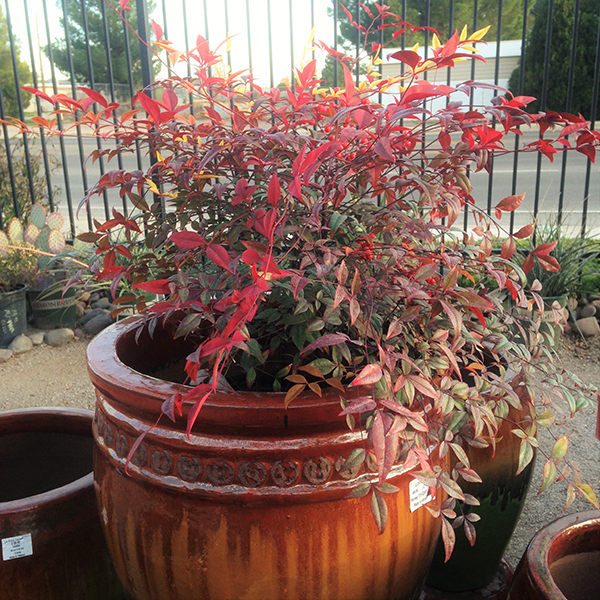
[420,560,513,600]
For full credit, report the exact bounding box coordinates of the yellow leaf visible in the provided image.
[460,24,468,41]
[284,384,306,408]
[462,45,478,53]
[470,25,491,41]
[146,179,160,195]
[432,33,441,49]
[373,58,383,65]
[410,42,420,53]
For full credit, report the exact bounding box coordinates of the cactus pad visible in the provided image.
[72,237,93,257]
[30,203,47,229]
[45,212,65,231]
[7,218,24,243]
[24,223,41,245]
[36,226,50,252]
[0,230,9,257]
[47,229,66,254]
[38,254,51,271]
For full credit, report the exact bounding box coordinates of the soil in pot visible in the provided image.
[550,550,600,599]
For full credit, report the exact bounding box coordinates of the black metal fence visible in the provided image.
[0,0,599,238]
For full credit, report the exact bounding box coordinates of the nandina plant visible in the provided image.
[8,1,600,556]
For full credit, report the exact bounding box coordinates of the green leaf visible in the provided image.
[516,439,535,475]
[376,482,399,494]
[346,482,371,499]
[538,459,557,494]
[370,488,388,534]
[576,484,599,509]
[308,358,336,376]
[551,436,568,463]
[330,211,347,234]
[343,448,366,471]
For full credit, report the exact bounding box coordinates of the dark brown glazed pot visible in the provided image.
[508,510,600,600]
[88,317,444,600]
[0,407,125,600]
[425,378,535,593]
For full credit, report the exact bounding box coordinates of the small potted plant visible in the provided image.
[6,4,599,599]
[0,222,37,346]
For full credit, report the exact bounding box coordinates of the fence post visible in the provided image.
[136,0,154,91]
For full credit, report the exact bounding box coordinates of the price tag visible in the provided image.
[2,534,33,561]
[409,479,432,512]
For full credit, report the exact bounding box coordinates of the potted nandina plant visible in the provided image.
[8,4,600,599]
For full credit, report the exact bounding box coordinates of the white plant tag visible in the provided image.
[2,534,33,561]
[409,478,432,512]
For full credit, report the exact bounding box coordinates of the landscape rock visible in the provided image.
[83,314,113,336]
[91,297,111,310]
[8,335,34,355]
[568,297,579,312]
[77,291,91,303]
[587,293,600,302]
[90,292,101,303]
[579,304,597,319]
[76,302,86,318]
[73,328,84,339]
[79,308,109,325]
[45,328,75,347]
[0,349,13,363]
[576,316,600,337]
[28,331,45,346]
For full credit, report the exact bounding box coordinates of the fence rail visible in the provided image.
[0,0,599,238]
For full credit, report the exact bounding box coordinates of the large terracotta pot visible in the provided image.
[88,317,444,600]
[424,378,535,593]
[508,510,600,600]
[0,407,125,600]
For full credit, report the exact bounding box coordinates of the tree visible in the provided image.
[332,0,527,50]
[45,0,159,91]
[0,6,32,118]
[508,0,600,119]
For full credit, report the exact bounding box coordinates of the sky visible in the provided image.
[6,0,335,90]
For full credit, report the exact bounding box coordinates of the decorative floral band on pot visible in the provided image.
[88,318,444,600]
[0,407,125,600]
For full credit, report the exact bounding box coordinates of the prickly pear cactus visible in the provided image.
[36,225,50,253]
[72,237,93,257]
[24,223,41,246]
[7,218,24,244]
[0,230,9,257]
[45,212,65,231]
[47,228,66,254]
[30,203,47,229]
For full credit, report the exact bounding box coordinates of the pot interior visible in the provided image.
[0,432,93,502]
[548,520,600,600]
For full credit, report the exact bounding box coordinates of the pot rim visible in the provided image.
[0,407,95,512]
[523,509,600,599]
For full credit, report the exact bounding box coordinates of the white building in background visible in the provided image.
[381,40,522,110]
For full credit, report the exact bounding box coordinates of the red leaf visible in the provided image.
[267,173,280,206]
[513,223,535,239]
[342,63,355,105]
[353,363,383,387]
[496,193,525,212]
[374,137,394,161]
[21,86,53,104]
[151,19,163,41]
[136,92,161,122]
[300,332,351,355]
[79,86,108,108]
[133,279,171,294]
[532,241,558,256]
[339,396,377,415]
[206,244,232,273]
[170,231,205,249]
[522,254,534,275]
[388,50,421,69]
[501,237,516,260]
[536,254,560,273]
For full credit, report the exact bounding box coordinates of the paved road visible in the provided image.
[28,129,600,236]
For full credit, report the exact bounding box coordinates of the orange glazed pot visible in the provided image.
[88,318,443,600]
[0,408,125,600]
[508,510,600,600]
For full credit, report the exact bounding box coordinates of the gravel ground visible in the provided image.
[1,332,599,572]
